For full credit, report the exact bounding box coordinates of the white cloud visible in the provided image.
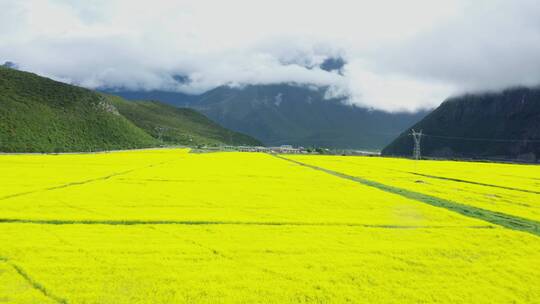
[1,0,539,111]
[334,60,456,112]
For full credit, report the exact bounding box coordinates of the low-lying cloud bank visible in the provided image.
[1,0,539,112]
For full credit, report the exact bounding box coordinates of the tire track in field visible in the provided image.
[0,257,67,304]
[0,218,494,229]
[311,157,540,195]
[406,172,540,195]
[149,226,338,297]
[0,161,173,202]
[274,155,540,237]
[150,226,299,281]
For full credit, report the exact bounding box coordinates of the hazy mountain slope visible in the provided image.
[382,87,540,161]
[0,66,157,152]
[108,96,262,146]
[192,84,429,149]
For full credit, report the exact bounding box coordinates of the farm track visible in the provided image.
[275,155,540,237]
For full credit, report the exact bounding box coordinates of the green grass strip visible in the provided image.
[276,155,540,237]
[0,218,491,229]
[8,261,68,304]
[407,172,540,195]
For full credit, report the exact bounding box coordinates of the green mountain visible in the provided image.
[107,96,261,146]
[0,66,157,152]
[382,87,540,161]
[0,66,260,152]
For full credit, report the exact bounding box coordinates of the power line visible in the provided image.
[420,133,540,143]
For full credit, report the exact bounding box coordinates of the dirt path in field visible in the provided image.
[274,155,540,237]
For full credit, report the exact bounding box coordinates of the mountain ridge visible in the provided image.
[382,87,540,161]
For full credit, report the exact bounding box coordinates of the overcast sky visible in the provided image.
[1,0,539,112]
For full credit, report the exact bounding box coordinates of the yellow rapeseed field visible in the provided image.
[286,154,540,222]
[0,149,539,303]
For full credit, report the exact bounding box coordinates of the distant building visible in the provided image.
[203,144,305,154]
[269,145,303,154]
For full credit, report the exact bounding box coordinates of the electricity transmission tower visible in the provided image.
[155,127,167,143]
[411,129,423,160]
